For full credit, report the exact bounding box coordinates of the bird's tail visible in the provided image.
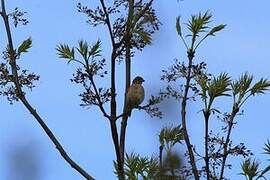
[128,108,132,117]
[126,103,132,117]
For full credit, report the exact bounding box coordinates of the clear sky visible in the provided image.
[0,0,270,180]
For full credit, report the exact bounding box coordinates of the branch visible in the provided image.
[99,0,116,47]
[203,110,211,180]
[99,1,124,179]
[116,102,154,120]
[1,1,94,179]
[119,0,134,173]
[219,106,239,179]
[180,50,200,180]
[87,73,110,119]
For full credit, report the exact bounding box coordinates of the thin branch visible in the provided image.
[194,34,209,51]
[116,103,152,120]
[203,110,211,180]
[159,145,164,178]
[0,0,94,179]
[100,0,116,47]
[119,0,134,172]
[89,75,111,119]
[181,50,200,180]
[84,58,110,119]
[203,99,214,180]
[71,58,87,67]
[98,1,124,179]
[180,34,189,50]
[239,94,252,108]
[219,106,239,179]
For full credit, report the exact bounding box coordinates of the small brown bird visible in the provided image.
[126,76,145,117]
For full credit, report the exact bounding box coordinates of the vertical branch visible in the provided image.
[119,0,134,168]
[0,0,94,179]
[219,107,239,179]
[181,50,200,180]
[99,1,125,179]
[119,0,155,169]
[203,110,211,180]
[159,145,164,178]
[203,98,214,180]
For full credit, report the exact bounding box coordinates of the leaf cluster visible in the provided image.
[0,61,39,103]
[78,0,160,56]
[159,125,184,150]
[231,73,270,108]
[114,152,159,180]
[176,11,226,51]
[57,40,106,77]
[0,38,38,103]
[56,40,110,108]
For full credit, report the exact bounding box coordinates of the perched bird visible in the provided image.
[126,76,145,117]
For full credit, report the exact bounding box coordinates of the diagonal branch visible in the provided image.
[0,1,94,179]
[219,106,239,179]
[85,70,110,119]
[100,0,116,47]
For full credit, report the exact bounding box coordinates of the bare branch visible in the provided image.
[99,0,116,47]
[88,74,110,119]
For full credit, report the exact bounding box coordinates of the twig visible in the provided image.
[85,67,110,119]
[100,0,116,47]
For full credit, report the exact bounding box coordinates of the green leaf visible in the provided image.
[133,25,153,45]
[250,78,270,95]
[208,73,231,99]
[231,73,253,100]
[176,16,182,36]
[123,152,159,179]
[258,165,270,179]
[77,40,88,60]
[89,39,102,58]
[195,74,209,101]
[263,140,270,156]
[208,24,226,36]
[136,30,152,45]
[18,37,32,54]
[187,11,212,36]
[159,125,184,148]
[56,44,75,59]
[240,158,260,179]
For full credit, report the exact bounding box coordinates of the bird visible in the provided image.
[126,76,145,117]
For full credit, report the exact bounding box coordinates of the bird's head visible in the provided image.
[132,76,145,85]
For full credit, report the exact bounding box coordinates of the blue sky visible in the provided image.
[0,0,270,179]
